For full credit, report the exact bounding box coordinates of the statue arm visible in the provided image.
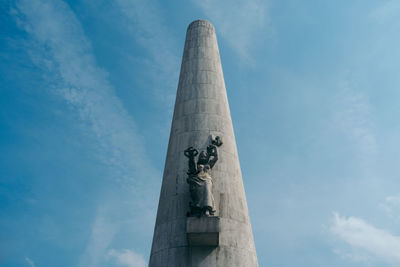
[208,146,218,168]
[185,147,198,174]
[184,147,193,157]
[189,166,197,176]
[184,147,198,157]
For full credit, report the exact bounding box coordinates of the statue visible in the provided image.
[184,136,223,217]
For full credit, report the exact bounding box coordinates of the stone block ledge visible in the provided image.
[187,216,220,246]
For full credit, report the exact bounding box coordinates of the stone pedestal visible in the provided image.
[187,217,220,246]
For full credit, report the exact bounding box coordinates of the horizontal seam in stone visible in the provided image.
[176,97,226,101]
[175,100,228,105]
[173,113,231,120]
[184,43,217,47]
[176,98,224,103]
[154,215,188,226]
[216,245,257,255]
[183,57,220,61]
[173,113,231,119]
[172,130,235,137]
[179,69,219,73]
[182,83,221,86]
[183,56,220,60]
[150,245,189,256]
[166,128,230,134]
[187,26,214,31]
[150,244,257,258]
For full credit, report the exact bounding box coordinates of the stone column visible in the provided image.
[149,20,258,267]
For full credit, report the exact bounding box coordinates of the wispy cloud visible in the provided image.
[330,212,400,265]
[386,196,400,207]
[370,0,400,24]
[112,0,180,107]
[14,0,159,183]
[25,257,36,267]
[192,0,269,63]
[13,0,159,265]
[79,200,155,267]
[108,248,147,267]
[333,81,377,166]
[380,195,400,223]
[78,207,117,267]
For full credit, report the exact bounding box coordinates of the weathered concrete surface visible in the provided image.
[149,19,258,267]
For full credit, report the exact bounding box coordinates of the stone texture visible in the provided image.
[187,217,220,246]
[149,19,258,267]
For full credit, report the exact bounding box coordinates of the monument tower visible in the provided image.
[149,20,258,266]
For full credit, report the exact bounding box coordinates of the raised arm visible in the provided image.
[184,147,198,175]
[207,144,218,169]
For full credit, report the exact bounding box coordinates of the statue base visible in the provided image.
[186,216,220,246]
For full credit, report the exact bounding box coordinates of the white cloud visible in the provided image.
[25,257,36,267]
[108,249,147,267]
[333,81,377,166]
[332,248,371,263]
[192,0,269,63]
[380,195,400,223]
[79,208,117,267]
[112,0,180,107]
[14,0,159,183]
[370,0,400,24]
[330,212,400,265]
[386,196,400,206]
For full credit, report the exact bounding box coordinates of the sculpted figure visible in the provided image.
[184,136,223,217]
[184,147,198,176]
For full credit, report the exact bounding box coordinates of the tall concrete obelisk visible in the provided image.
[149,20,258,266]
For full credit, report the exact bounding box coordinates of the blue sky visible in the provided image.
[1,0,400,266]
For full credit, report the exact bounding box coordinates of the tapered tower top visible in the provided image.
[187,19,215,30]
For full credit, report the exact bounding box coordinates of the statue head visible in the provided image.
[197,164,204,172]
[197,151,208,164]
